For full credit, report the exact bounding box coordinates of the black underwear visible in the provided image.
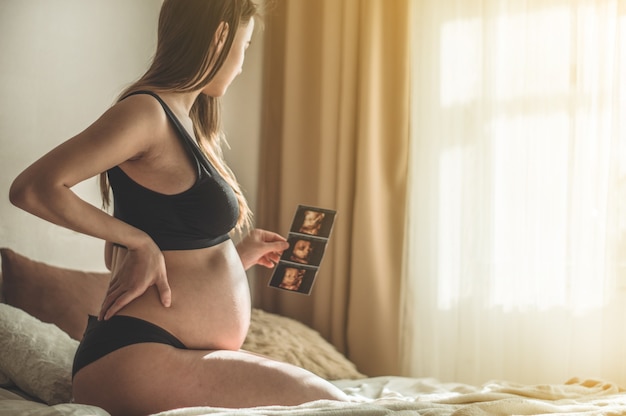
[72,315,187,378]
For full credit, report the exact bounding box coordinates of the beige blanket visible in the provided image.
[2,376,625,415]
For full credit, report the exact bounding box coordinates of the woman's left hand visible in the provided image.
[236,229,290,270]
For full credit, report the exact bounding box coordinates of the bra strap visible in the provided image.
[122,90,215,177]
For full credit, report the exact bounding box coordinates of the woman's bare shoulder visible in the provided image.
[106,93,168,132]
[80,93,171,157]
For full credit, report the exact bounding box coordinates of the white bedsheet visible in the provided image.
[2,376,626,415]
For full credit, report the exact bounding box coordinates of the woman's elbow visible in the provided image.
[9,174,43,213]
[9,176,31,209]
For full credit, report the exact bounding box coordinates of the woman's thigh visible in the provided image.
[73,343,349,416]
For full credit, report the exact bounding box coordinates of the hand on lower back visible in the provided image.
[98,242,171,320]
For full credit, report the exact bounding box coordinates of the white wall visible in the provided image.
[0,1,263,271]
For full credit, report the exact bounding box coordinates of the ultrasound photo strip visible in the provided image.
[269,205,337,295]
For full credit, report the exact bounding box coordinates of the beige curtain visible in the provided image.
[255,0,410,376]
[403,0,626,386]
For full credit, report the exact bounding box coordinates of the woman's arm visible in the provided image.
[10,96,157,246]
[9,95,172,319]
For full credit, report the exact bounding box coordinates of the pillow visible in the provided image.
[0,371,12,388]
[0,273,13,388]
[0,272,5,303]
[243,309,365,380]
[0,248,110,340]
[0,303,78,404]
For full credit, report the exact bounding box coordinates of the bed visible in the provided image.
[2,247,626,416]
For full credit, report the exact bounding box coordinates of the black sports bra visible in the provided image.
[107,91,239,250]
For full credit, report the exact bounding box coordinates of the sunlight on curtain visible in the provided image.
[403,0,626,386]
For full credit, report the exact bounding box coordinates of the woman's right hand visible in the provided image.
[98,240,171,320]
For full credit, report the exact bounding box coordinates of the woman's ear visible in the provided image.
[214,21,230,52]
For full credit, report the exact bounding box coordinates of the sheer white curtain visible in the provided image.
[403,0,626,386]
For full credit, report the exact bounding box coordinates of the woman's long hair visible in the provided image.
[100,0,258,233]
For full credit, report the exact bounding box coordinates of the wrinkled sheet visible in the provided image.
[3,376,626,415]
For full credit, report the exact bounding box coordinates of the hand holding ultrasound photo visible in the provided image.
[268,205,336,295]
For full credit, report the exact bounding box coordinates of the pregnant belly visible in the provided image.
[113,241,251,350]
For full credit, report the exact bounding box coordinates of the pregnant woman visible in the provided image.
[9,1,347,415]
